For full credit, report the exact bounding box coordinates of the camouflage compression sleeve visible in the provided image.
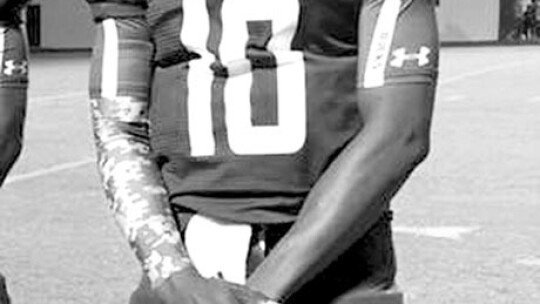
[88,17,192,288]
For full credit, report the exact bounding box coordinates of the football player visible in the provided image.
[0,2,29,303]
[86,0,439,303]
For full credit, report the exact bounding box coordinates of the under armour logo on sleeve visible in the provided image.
[3,60,28,76]
[390,46,431,68]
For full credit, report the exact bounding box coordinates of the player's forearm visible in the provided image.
[0,104,24,186]
[91,109,192,286]
[0,136,22,185]
[89,15,192,288]
[248,84,434,301]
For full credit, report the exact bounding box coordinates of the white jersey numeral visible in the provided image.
[181,0,306,156]
[182,0,216,156]
[224,56,305,155]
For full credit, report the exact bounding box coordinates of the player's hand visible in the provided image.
[212,279,281,304]
[154,267,241,304]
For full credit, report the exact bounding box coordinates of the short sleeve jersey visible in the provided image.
[0,0,29,85]
[91,0,439,224]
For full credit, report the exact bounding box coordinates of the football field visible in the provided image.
[0,46,539,303]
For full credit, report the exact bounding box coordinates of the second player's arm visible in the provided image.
[0,11,29,186]
[247,0,439,301]
[88,4,246,304]
[87,1,193,288]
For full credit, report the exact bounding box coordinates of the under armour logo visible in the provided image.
[3,60,28,76]
[390,47,431,68]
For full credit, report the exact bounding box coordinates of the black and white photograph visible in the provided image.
[0,0,539,303]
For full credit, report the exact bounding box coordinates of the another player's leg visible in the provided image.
[0,273,10,304]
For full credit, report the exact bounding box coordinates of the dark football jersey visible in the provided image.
[90,0,439,224]
[147,0,439,224]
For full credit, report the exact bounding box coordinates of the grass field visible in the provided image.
[0,46,539,304]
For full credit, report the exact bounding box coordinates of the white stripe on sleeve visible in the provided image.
[363,0,402,89]
[0,28,6,72]
[102,19,119,99]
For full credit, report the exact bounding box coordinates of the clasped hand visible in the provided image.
[155,267,279,304]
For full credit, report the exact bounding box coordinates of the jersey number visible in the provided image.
[181,0,306,157]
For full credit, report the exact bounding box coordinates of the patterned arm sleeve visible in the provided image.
[88,16,192,288]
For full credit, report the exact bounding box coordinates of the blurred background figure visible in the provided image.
[522,0,539,40]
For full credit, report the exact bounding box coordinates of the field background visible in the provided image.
[0,46,539,303]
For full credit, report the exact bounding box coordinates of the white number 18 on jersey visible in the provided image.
[182,0,307,157]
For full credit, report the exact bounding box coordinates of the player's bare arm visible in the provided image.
[0,3,29,304]
[247,0,439,301]
[0,1,29,186]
